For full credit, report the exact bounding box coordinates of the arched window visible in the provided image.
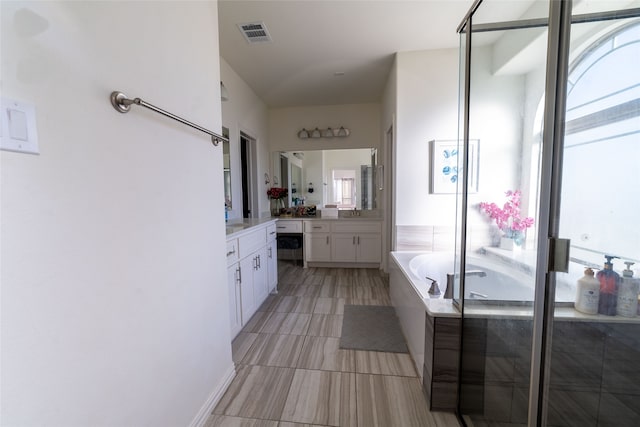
[560,20,640,259]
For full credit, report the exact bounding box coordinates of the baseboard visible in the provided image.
[188,363,237,427]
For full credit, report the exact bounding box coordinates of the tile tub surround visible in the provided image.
[460,318,640,426]
[208,261,461,427]
[389,252,461,382]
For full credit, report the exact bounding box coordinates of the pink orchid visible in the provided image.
[479,190,534,233]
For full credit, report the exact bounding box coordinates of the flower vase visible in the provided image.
[271,199,282,216]
[500,237,515,250]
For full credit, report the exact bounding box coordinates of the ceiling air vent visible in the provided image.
[238,22,272,44]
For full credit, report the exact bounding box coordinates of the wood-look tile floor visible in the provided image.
[207,261,461,427]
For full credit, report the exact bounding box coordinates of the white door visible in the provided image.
[252,246,268,306]
[227,263,242,337]
[267,239,278,293]
[356,234,382,263]
[305,233,332,262]
[239,256,255,322]
[331,234,357,262]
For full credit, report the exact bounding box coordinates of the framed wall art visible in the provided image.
[429,139,479,194]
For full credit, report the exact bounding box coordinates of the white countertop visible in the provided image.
[225,218,277,237]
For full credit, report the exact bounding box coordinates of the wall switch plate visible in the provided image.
[1,98,40,155]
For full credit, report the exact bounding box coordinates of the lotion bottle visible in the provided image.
[616,262,639,317]
[575,268,600,315]
[597,255,621,316]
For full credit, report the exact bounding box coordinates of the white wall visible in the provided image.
[380,55,398,268]
[220,58,271,219]
[395,48,461,227]
[269,103,381,153]
[395,47,523,237]
[1,2,233,426]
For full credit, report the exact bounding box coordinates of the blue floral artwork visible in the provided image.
[430,140,479,194]
[441,148,459,184]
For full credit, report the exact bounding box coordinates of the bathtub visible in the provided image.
[404,252,574,303]
[389,251,574,379]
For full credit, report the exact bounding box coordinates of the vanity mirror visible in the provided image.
[271,148,379,210]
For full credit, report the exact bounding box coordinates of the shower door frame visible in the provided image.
[456,1,640,425]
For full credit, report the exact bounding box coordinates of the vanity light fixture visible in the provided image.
[297,126,350,139]
[336,126,350,137]
[321,127,334,138]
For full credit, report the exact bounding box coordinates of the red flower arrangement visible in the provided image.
[267,187,288,200]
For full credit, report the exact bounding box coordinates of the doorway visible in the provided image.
[240,132,257,219]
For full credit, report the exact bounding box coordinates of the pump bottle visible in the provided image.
[616,262,639,317]
[597,255,621,316]
[575,268,600,314]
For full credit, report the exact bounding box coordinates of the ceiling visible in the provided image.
[218,0,542,108]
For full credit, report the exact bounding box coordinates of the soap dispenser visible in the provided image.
[616,262,639,317]
[575,268,599,315]
[597,255,621,316]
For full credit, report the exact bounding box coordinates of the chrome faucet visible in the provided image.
[444,270,487,299]
[426,276,441,296]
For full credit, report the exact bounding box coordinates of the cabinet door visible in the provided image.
[306,233,332,262]
[239,256,256,323]
[227,263,242,338]
[356,233,382,263]
[267,239,278,293]
[331,234,357,262]
[252,246,268,307]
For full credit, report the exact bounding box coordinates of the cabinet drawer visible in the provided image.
[226,239,239,266]
[276,220,302,233]
[331,221,381,234]
[304,221,331,233]
[266,223,277,241]
[239,228,266,259]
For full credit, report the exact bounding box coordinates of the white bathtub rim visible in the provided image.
[390,252,460,318]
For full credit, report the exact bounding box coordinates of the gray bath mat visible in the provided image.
[339,305,408,353]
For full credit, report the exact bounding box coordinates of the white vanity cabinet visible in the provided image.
[227,263,242,338]
[304,221,332,262]
[330,221,382,263]
[301,219,382,266]
[225,220,277,338]
[266,223,278,293]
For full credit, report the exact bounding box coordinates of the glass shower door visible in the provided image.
[544,12,640,427]
[457,2,550,425]
[456,1,640,426]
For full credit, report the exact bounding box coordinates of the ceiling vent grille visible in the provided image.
[238,22,272,44]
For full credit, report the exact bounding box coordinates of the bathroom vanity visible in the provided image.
[225,219,278,338]
[277,217,382,268]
